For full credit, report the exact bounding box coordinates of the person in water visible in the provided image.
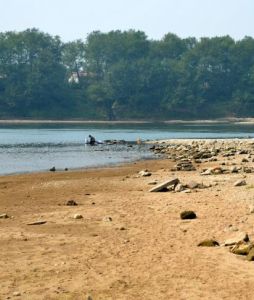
[88,134,96,145]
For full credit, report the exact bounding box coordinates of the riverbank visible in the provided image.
[1,117,254,124]
[2,139,254,299]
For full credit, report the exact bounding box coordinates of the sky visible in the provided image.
[0,0,253,42]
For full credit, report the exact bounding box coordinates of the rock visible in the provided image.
[148,180,158,185]
[49,166,56,172]
[174,160,196,171]
[103,216,113,222]
[139,170,152,177]
[230,241,253,255]
[27,220,47,225]
[175,183,184,192]
[224,232,249,246]
[182,189,191,193]
[230,166,239,173]
[234,179,247,187]
[0,213,9,219]
[13,292,21,297]
[180,210,197,220]
[186,181,199,189]
[249,205,254,214]
[247,248,254,261]
[242,158,249,163]
[211,166,223,174]
[66,200,78,206]
[198,239,220,247]
[149,178,179,192]
[201,169,212,176]
[73,214,83,219]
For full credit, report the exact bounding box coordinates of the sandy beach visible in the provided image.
[2,139,254,299]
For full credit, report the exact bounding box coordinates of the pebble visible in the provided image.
[73,214,83,219]
[234,179,247,187]
[198,239,220,247]
[0,213,9,219]
[180,210,197,220]
[103,216,113,222]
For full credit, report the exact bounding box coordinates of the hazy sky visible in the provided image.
[0,0,253,41]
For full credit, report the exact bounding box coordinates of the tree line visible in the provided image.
[0,28,254,120]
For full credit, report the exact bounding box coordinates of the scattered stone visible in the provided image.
[243,166,254,173]
[27,220,47,225]
[0,213,9,219]
[249,205,254,214]
[13,292,21,297]
[230,241,253,255]
[139,170,152,177]
[103,216,112,222]
[247,248,254,261]
[66,200,78,206]
[148,180,158,185]
[174,183,184,192]
[234,179,247,187]
[182,189,191,193]
[224,232,249,246]
[173,160,196,171]
[230,166,239,173]
[180,210,197,220]
[198,239,220,247]
[186,181,199,189]
[73,214,83,219]
[49,166,56,172]
[242,158,249,163]
[149,178,179,192]
[201,169,212,176]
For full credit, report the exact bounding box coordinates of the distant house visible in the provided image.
[68,71,94,84]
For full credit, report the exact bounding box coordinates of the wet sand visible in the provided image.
[1,145,254,299]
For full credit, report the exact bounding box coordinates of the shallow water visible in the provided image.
[1,122,254,175]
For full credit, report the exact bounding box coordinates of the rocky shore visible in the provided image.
[1,138,254,299]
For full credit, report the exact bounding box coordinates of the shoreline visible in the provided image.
[2,143,254,298]
[1,117,254,124]
[2,139,254,298]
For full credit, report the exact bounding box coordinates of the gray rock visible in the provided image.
[139,170,152,177]
[149,178,179,192]
[230,166,239,173]
[103,216,113,222]
[201,169,212,176]
[224,232,249,246]
[234,179,247,187]
[186,181,199,189]
[73,214,83,219]
[0,213,9,219]
[175,183,184,192]
[27,220,47,225]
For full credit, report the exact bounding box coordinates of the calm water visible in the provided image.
[1,122,254,175]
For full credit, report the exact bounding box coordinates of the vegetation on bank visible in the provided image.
[0,28,254,120]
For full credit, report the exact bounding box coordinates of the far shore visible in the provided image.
[1,117,254,124]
